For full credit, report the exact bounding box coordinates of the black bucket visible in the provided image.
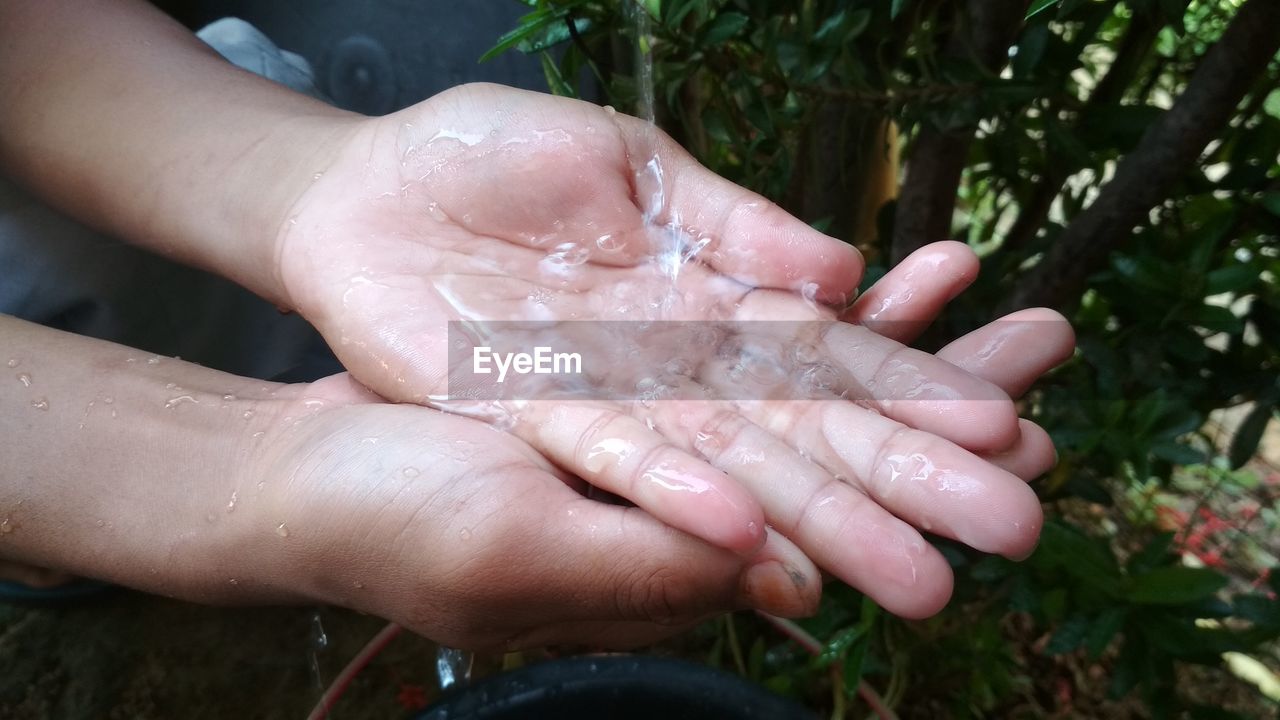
[415,655,816,720]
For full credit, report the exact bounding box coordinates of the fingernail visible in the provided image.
[741,561,809,617]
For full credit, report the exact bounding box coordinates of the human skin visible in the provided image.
[0,0,1073,627]
[0,314,823,648]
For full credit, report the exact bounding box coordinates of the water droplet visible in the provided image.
[603,105,617,116]
[242,409,255,419]
[275,522,289,538]
[426,202,448,222]
[459,527,472,541]
[165,395,198,409]
[352,580,365,589]
[312,171,324,181]
[801,281,821,308]
[95,519,106,527]
[6,358,17,368]
[595,233,624,251]
[799,363,840,396]
[402,466,420,478]
[226,491,238,512]
[16,373,31,387]
[146,356,162,365]
[0,518,12,534]
[540,242,590,274]
[222,393,237,401]
[228,578,239,585]
[31,398,48,410]
[102,396,113,404]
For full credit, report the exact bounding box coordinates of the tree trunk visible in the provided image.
[1003,0,1280,313]
[890,0,1030,265]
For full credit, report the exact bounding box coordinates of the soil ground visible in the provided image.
[0,591,447,720]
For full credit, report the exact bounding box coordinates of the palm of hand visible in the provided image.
[278,84,854,399]
[274,84,1071,619]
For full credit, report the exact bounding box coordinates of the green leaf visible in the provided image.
[480,8,567,63]
[1151,439,1205,466]
[1228,401,1276,469]
[816,625,865,668]
[1045,614,1090,655]
[1186,304,1244,335]
[842,635,870,693]
[1036,521,1122,587]
[890,0,909,20]
[1085,607,1128,658]
[642,0,661,21]
[1204,264,1259,295]
[539,53,575,97]
[1261,191,1280,217]
[702,11,749,45]
[1126,533,1175,575]
[1127,566,1227,605]
[1026,0,1059,20]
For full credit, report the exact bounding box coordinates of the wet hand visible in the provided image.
[246,374,821,650]
[273,83,1072,617]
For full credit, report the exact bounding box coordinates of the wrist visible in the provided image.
[0,316,300,603]
[217,113,365,310]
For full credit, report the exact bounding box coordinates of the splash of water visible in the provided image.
[436,645,473,691]
[626,0,703,297]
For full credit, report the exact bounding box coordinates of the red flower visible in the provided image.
[1198,551,1223,568]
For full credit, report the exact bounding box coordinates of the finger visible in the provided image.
[936,307,1076,398]
[648,400,954,619]
[843,241,979,343]
[615,114,864,305]
[740,529,822,619]
[984,419,1057,481]
[730,295,1021,452]
[514,402,765,554]
[741,400,1043,561]
[528,500,814,624]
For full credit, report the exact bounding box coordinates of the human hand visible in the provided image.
[0,315,817,650]
[244,374,821,650]
[273,84,1070,616]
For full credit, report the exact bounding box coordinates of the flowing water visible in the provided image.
[423,2,671,698]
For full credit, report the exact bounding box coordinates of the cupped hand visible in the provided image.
[245,374,821,651]
[275,83,1072,617]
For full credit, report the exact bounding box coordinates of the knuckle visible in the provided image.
[615,564,687,624]
[693,407,754,464]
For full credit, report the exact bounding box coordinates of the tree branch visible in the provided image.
[1002,0,1280,313]
[890,0,1030,264]
[1001,12,1160,256]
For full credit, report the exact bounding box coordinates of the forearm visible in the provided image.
[0,0,360,306]
[0,314,294,601]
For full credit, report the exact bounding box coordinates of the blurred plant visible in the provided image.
[488,0,1280,716]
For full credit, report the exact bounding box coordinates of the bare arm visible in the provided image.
[0,314,293,601]
[0,0,358,306]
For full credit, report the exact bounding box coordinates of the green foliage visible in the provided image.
[489,1,1280,716]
